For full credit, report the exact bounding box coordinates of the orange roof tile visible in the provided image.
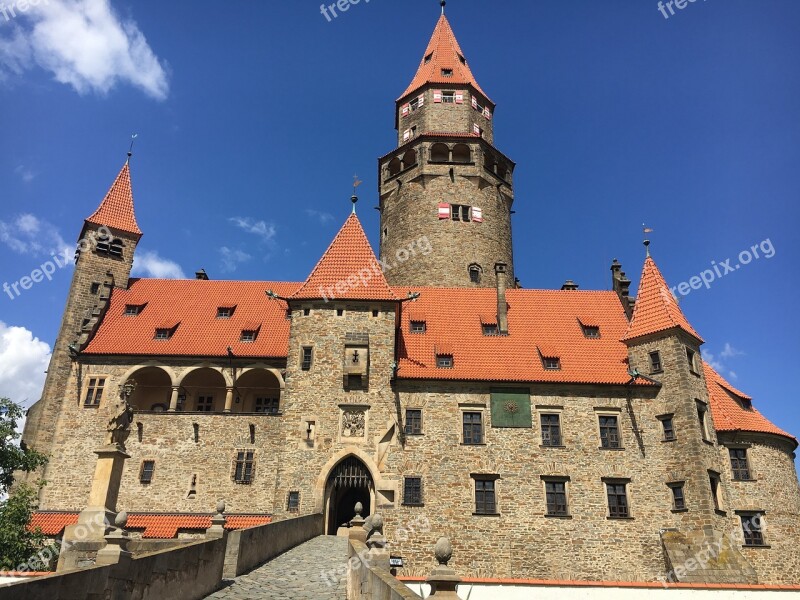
[290,213,398,302]
[394,287,639,385]
[622,257,704,344]
[83,280,300,357]
[399,14,490,102]
[704,362,796,445]
[85,161,142,236]
[29,512,271,539]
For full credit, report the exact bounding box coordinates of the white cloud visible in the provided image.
[305,208,334,225]
[0,321,50,409]
[131,249,185,279]
[720,343,744,360]
[0,213,68,256]
[219,246,251,273]
[0,0,169,99]
[703,343,744,382]
[228,216,277,242]
[14,164,35,182]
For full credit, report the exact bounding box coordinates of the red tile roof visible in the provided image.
[622,257,704,344]
[394,287,641,385]
[399,14,490,102]
[29,512,271,538]
[290,213,398,302]
[83,280,300,357]
[85,161,142,236]
[704,362,796,445]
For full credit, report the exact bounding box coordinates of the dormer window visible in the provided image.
[217,306,235,319]
[482,324,499,336]
[436,354,453,369]
[441,68,453,77]
[410,321,426,334]
[458,53,466,65]
[543,357,561,371]
[124,304,145,316]
[155,327,176,340]
[581,325,600,339]
[424,53,433,64]
[241,329,258,343]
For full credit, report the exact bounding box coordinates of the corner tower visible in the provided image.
[378,8,515,288]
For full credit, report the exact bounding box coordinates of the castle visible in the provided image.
[21,9,800,584]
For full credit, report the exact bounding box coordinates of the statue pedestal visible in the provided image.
[57,445,130,572]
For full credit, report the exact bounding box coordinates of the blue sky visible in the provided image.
[0,0,798,451]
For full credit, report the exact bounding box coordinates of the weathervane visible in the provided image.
[441,0,446,15]
[643,224,654,257]
[127,133,138,161]
[352,174,362,214]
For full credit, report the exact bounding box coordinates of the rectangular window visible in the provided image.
[436,355,453,368]
[441,69,454,78]
[124,304,143,316]
[729,448,752,481]
[409,97,420,111]
[442,90,455,102]
[697,400,710,441]
[217,307,235,319]
[233,451,255,484]
[649,351,662,373]
[255,397,279,414]
[84,378,106,406]
[709,471,723,512]
[659,415,676,441]
[582,325,600,339]
[599,415,621,449]
[545,480,568,516]
[463,412,483,445]
[410,321,426,334]
[482,323,498,336]
[740,514,765,546]
[687,348,697,373]
[405,409,422,436]
[240,330,257,342]
[197,396,214,412]
[541,414,562,446]
[669,483,686,511]
[543,357,561,370]
[154,328,173,340]
[403,477,423,506]
[606,482,630,518]
[474,478,497,515]
[140,460,155,484]
[287,491,300,512]
[301,346,313,371]
[451,204,471,222]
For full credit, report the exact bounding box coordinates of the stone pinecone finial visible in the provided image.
[354,502,363,518]
[435,537,453,566]
[114,511,128,529]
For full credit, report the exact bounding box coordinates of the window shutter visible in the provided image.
[455,92,464,104]
[403,129,411,142]
[473,123,481,136]
[471,96,478,109]
[484,107,492,119]
[418,94,425,106]
[402,104,410,117]
[433,90,443,103]
[472,207,483,222]
[438,203,450,220]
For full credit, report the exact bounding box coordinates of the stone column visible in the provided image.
[426,537,461,599]
[224,387,234,413]
[168,386,180,412]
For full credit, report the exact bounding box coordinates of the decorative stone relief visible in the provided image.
[342,408,366,438]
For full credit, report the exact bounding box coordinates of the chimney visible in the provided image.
[495,263,509,335]
[610,259,634,319]
[195,269,209,281]
[561,280,579,291]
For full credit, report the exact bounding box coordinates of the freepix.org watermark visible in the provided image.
[319,0,371,22]
[1,0,49,24]
[3,226,111,301]
[669,238,775,301]
[657,0,707,20]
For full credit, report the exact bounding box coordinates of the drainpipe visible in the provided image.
[495,263,509,335]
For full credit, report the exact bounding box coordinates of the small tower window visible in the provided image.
[430,143,450,162]
[469,264,482,284]
[140,460,155,484]
[686,348,698,373]
[388,157,402,177]
[287,491,300,512]
[451,204,471,222]
[649,351,662,373]
[668,483,686,511]
[452,144,471,163]
[441,69,453,78]
[232,450,255,484]
[442,90,455,102]
[458,53,467,65]
[301,346,314,370]
[659,415,676,441]
[109,239,124,257]
[96,234,110,254]
[424,53,433,64]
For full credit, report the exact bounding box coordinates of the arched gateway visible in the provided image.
[324,456,374,534]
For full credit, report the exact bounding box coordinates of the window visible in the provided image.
[96,234,110,254]
[441,69,453,78]
[233,450,255,484]
[346,374,364,390]
[197,396,214,412]
[729,448,752,480]
[217,307,234,319]
[541,414,562,447]
[649,351,662,373]
[451,204,471,222]
[469,265,482,284]
[696,400,711,441]
[545,480,569,516]
[458,53,466,65]
[740,514,765,546]
[436,354,453,368]
[669,483,686,511]
[606,481,630,518]
[287,491,300,512]
[336,309,344,317]
[424,52,433,64]
[409,97,420,111]
[709,471,723,512]
[474,477,497,515]
[109,239,123,257]
[686,348,697,373]
[124,304,143,316]
[659,415,676,441]
[405,409,422,436]
[582,325,600,339]
[410,321,426,334]
[403,477,423,506]
[543,357,561,371]
[301,346,313,370]
[463,412,483,445]
[155,327,175,340]
[84,378,106,406]
[482,324,498,336]
[599,415,621,449]
[303,308,311,316]
[255,397,279,414]
[372,309,379,318]
[140,460,155,484]
[240,329,258,342]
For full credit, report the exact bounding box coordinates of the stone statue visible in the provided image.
[107,381,136,448]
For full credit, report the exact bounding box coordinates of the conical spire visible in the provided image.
[290,213,398,301]
[399,14,489,102]
[84,161,142,236]
[622,256,703,343]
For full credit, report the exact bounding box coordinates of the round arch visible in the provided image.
[123,366,173,412]
[178,367,229,412]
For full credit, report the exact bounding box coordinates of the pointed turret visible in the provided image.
[622,256,703,344]
[83,160,142,238]
[291,213,398,301]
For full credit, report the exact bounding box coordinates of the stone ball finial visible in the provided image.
[370,513,384,534]
[363,515,374,533]
[216,500,226,514]
[114,511,128,529]
[434,537,453,566]
[354,502,363,518]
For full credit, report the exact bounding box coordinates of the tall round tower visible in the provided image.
[378,11,515,288]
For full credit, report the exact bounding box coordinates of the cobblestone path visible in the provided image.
[205,535,348,599]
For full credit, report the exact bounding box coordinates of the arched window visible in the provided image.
[452,144,471,163]
[430,143,450,163]
[109,239,124,258]
[96,234,110,254]
[469,264,482,284]
[402,149,417,170]
[483,152,496,174]
[388,157,402,177]
[496,162,508,181]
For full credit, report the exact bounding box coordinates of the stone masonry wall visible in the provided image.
[397,87,494,145]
